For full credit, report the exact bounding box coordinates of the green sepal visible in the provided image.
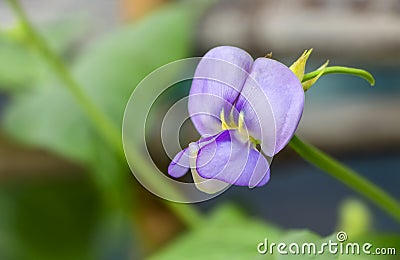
[289,48,313,81]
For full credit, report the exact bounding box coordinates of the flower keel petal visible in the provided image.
[196,130,270,187]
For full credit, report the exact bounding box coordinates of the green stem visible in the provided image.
[7,0,203,228]
[303,66,375,86]
[289,135,400,223]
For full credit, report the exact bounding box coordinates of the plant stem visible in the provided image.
[7,0,203,228]
[289,135,400,223]
[303,66,375,86]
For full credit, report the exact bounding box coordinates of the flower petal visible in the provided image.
[167,134,219,178]
[196,130,270,187]
[189,46,254,135]
[168,148,190,178]
[188,142,230,194]
[235,58,304,155]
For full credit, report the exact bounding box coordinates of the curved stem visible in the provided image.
[7,0,203,228]
[303,66,375,86]
[289,135,400,223]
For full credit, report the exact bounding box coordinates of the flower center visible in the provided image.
[219,108,260,146]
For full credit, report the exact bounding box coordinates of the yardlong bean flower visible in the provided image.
[168,46,305,193]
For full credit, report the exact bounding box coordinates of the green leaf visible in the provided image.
[3,85,95,163]
[3,2,198,165]
[38,15,89,55]
[0,33,44,88]
[72,3,197,127]
[151,204,283,260]
[275,232,336,260]
[0,16,87,90]
[152,204,399,260]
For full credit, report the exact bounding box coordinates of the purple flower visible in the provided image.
[168,46,304,193]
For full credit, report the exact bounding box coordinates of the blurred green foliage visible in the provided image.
[3,3,196,165]
[0,177,100,260]
[338,198,372,239]
[0,16,87,89]
[151,204,283,259]
[153,204,399,259]
[1,2,200,259]
[0,32,43,88]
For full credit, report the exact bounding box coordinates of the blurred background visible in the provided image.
[0,0,399,259]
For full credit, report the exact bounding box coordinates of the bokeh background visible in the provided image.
[0,0,399,259]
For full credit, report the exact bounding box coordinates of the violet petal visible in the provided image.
[167,134,220,178]
[236,58,304,155]
[196,130,270,187]
[189,46,253,136]
[168,148,190,178]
